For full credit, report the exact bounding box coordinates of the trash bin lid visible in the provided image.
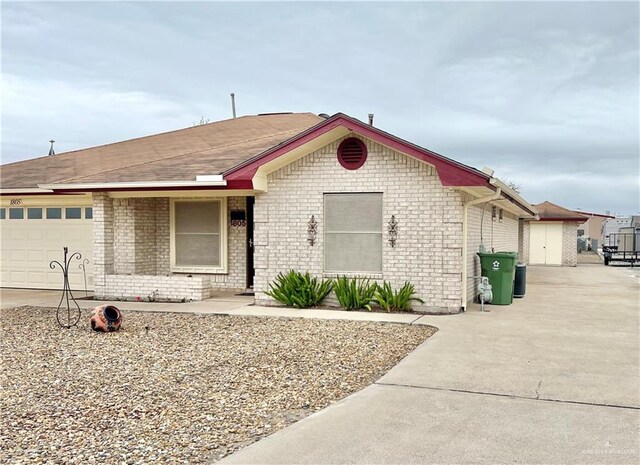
[477,251,518,258]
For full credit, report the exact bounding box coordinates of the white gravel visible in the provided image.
[0,306,435,464]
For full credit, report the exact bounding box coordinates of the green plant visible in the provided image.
[265,270,333,308]
[372,281,424,313]
[333,276,377,311]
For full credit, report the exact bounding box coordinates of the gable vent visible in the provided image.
[337,138,367,170]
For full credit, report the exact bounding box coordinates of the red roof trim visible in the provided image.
[224,113,491,187]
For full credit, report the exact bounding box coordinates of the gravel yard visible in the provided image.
[0,306,435,464]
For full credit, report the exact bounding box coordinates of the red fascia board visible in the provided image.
[224,114,491,187]
[39,180,253,194]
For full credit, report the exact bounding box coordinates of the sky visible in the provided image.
[2,1,639,215]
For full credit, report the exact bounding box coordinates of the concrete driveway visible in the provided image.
[220,265,640,464]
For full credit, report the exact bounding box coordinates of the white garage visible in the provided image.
[529,222,563,265]
[526,201,587,267]
[0,198,94,290]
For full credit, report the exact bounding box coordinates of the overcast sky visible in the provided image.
[2,1,638,214]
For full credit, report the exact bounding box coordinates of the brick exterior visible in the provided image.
[101,274,210,301]
[465,202,520,304]
[93,194,248,300]
[518,219,530,265]
[562,222,578,266]
[253,134,465,313]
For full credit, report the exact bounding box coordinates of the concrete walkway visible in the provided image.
[219,265,640,464]
[0,288,430,325]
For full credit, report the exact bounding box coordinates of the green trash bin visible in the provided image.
[477,251,518,305]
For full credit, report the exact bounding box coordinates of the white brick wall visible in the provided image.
[518,219,530,265]
[101,274,210,301]
[253,134,464,313]
[93,195,248,300]
[562,222,578,266]
[465,201,520,304]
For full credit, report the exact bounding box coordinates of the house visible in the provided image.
[1,112,538,313]
[521,201,587,266]
[574,210,614,250]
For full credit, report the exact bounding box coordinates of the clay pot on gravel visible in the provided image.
[90,305,123,332]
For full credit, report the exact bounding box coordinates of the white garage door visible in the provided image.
[529,222,563,265]
[1,205,94,290]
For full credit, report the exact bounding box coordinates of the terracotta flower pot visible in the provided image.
[90,305,123,332]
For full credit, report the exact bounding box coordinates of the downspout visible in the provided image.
[461,186,502,312]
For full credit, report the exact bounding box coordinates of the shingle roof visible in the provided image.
[0,113,324,189]
[534,201,589,222]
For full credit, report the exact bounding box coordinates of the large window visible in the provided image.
[171,199,226,273]
[324,193,383,273]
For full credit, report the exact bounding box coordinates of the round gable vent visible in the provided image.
[337,138,367,170]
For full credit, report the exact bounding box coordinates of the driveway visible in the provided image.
[220,265,640,464]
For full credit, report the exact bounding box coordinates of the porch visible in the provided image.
[92,193,256,302]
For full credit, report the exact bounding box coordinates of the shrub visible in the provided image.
[265,270,333,308]
[372,281,424,313]
[333,276,377,311]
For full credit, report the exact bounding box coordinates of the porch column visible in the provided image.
[92,192,114,297]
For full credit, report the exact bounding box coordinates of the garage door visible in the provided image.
[529,222,563,265]
[0,205,94,290]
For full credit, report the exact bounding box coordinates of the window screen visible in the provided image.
[174,201,221,268]
[324,193,382,272]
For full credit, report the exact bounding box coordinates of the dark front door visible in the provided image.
[246,196,255,290]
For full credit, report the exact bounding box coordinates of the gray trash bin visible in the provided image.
[513,263,526,298]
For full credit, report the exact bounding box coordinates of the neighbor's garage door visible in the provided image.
[529,222,563,265]
[0,205,94,290]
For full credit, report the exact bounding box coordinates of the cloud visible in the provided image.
[1,1,638,214]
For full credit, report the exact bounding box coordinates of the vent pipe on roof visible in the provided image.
[368,113,374,126]
[48,140,55,156]
[230,93,237,118]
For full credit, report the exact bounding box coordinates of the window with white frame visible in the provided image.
[171,199,226,272]
[324,193,383,273]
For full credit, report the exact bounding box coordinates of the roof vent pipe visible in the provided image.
[368,113,374,126]
[48,139,55,156]
[230,93,237,119]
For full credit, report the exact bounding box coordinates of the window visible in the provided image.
[9,208,24,219]
[0,208,5,220]
[171,199,226,272]
[27,208,43,219]
[46,208,62,219]
[65,207,82,219]
[324,193,383,273]
[85,207,93,219]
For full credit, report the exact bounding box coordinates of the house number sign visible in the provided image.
[10,199,22,205]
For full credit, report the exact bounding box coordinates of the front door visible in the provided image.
[246,197,255,290]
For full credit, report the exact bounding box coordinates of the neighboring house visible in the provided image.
[521,201,587,266]
[0,112,537,313]
[574,210,614,250]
